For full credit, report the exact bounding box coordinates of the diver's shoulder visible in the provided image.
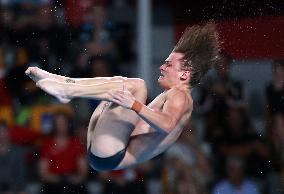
[167,88,191,103]
[167,87,191,97]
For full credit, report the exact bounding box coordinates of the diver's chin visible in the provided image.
[158,79,168,90]
[158,76,165,85]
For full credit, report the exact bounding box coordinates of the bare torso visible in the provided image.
[87,87,192,164]
[128,89,192,161]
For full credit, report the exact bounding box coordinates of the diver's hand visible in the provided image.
[108,85,136,109]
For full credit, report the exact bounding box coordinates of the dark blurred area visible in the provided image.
[170,0,284,22]
[0,0,283,194]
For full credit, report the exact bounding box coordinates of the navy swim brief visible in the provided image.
[88,148,126,171]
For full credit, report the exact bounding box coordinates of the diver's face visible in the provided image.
[158,52,185,89]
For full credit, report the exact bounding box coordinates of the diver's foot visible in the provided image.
[25,67,53,82]
[37,78,71,103]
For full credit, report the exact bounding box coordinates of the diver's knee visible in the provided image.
[136,78,147,90]
[112,76,126,81]
[127,78,147,92]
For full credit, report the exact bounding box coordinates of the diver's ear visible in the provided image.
[180,70,190,81]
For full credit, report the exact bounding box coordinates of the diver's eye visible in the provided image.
[165,62,172,67]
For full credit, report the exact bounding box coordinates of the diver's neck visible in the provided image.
[164,83,190,92]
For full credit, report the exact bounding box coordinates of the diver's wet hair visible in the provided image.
[173,22,221,87]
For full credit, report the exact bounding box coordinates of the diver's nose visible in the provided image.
[160,64,165,70]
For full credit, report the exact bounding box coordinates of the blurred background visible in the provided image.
[0,0,283,194]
